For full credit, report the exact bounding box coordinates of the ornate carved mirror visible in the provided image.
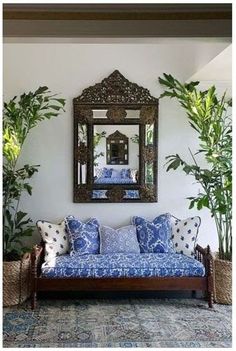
[73,70,158,203]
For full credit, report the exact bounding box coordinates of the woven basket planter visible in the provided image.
[3,253,31,307]
[214,258,232,305]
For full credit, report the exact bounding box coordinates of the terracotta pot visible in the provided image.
[3,253,31,307]
[214,258,232,305]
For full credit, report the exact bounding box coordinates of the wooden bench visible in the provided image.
[30,243,214,309]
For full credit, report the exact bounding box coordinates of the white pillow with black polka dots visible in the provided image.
[95,168,104,179]
[36,220,69,262]
[170,216,201,257]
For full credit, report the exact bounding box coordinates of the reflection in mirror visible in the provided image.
[93,109,108,118]
[92,189,140,199]
[125,110,140,119]
[78,165,87,184]
[78,125,87,184]
[93,125,139,185]
[107,130,128,165]
[145,124,154,145]
[78,124,87,144]
[93,109,140,119]
[145,163,154,184]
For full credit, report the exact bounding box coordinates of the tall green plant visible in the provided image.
[3,87,65,261]
[159,74,232,261]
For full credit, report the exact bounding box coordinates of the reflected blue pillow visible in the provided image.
[132,213,173,253]
[111,169,121,178]
[121,168,130,179]
[65,216,100,256]
[103,168,113,178]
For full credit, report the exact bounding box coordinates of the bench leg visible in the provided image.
[31,292,37,310]
[208,291,214,308]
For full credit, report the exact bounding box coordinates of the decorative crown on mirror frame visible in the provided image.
[74,70,158,105]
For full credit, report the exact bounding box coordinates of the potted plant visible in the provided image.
[159,74,232,304]
[3,86,65,306]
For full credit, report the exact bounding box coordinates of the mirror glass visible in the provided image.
[78,124,87,184]
[145,163,154,184]
[93,109,108,118]
[92,109,140,119]
[92,189,140,200]
[93,124,139,184]
[145,124,154,145]
[125,110,140,119]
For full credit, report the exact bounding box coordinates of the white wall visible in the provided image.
[3,39,231,251]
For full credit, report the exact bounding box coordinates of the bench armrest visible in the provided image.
[195,244,214,278]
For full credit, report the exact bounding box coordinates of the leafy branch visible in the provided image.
[3,87,65,260]
[159,74,232,261]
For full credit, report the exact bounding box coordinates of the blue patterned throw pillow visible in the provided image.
[132,213,172,253]
[65,216,100,256]
[100,225,140,254]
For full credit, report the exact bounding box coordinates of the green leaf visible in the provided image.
[15,211,28,224]
[44,112,58,118]
[159,91,176,99]
[158,77,173,89]
[189,199,196,209]
[197,199,203,210]
[166,159,181,172]
[48,105,62,111]
[23,183,32,195]
[34,86,49,95]
[53,98,66,106]
[183,165,192,174]
[185,81,200,91]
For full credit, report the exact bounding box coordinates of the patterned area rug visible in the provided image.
[3,298,232,348]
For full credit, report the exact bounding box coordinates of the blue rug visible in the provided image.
[3,298,232,348]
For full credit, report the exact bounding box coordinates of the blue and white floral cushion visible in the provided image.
[65,216,100,256]
[132,213,172,253]
[170,216,201,257]
[42,252,205,278]
[100,225,140,254]
[36,220,69,262]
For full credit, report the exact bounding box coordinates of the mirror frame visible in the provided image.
[73,70,159,203]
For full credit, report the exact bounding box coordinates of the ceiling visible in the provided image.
[3,3,232,38]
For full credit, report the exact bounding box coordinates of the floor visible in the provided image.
[3,297,232,348]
